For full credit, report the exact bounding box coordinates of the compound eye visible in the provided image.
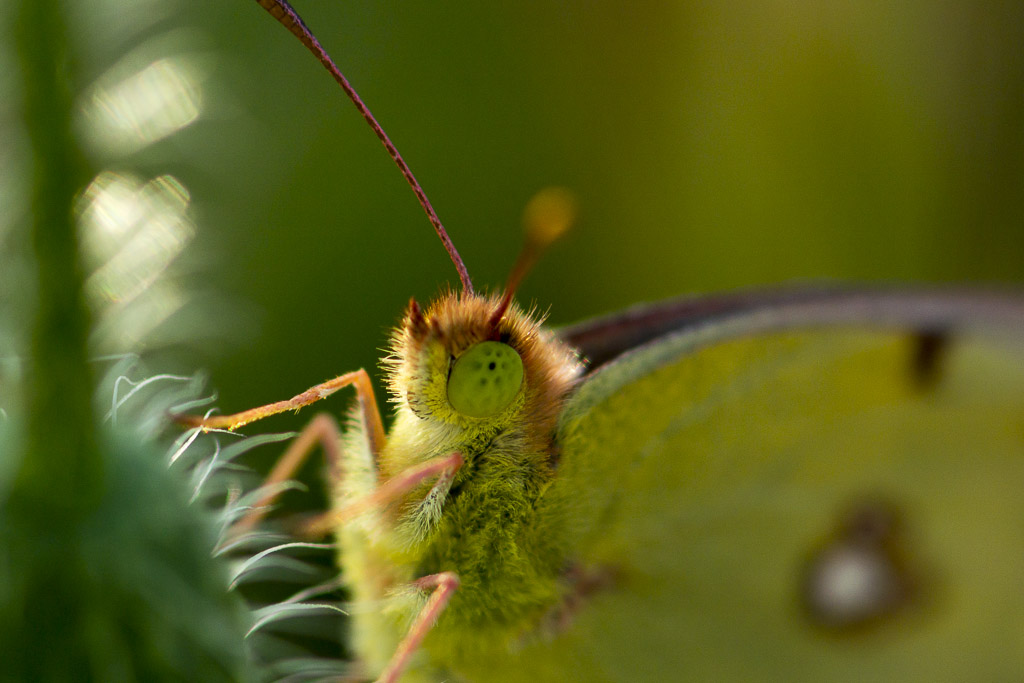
[447,341,524,418]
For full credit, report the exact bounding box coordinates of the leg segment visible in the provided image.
[229,412,343,538]
[204,369,384,537]
[376,571,461,683]
[302,451,464,537]
[177,369,386,454]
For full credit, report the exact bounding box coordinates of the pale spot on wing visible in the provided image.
[801,500,918,631]
[805,544,903,627]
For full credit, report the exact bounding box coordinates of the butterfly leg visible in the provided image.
[303,451,464,537]
[202,369,385,536]
[228,412,343,537]
[176,369,386,453]
[376,571,461,683]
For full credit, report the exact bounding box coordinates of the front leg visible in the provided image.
[178,369,384,537]
[177,368,385,455]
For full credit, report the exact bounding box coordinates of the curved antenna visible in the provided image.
[489,187,577,330]
[255,0,474,293]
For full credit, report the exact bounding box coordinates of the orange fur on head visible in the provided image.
[383,290,583,452]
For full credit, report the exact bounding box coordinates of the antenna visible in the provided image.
[255,0,474,293]
[489,187,577,330]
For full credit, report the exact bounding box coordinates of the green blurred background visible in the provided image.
[66,1,1024,422]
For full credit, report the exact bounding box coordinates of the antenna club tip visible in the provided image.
[522,186,578,249]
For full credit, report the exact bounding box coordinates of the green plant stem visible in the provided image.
[14,0,99,514]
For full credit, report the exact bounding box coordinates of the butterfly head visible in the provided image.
[384,188,581,432]
[384,290,580,435]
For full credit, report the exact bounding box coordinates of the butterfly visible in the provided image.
[188,2,1024,681]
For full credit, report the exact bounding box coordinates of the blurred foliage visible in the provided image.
[0,431,256,681]
[164,1,1023,426]
[0,0,252,679]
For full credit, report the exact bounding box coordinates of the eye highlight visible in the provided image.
[447,341,524,418]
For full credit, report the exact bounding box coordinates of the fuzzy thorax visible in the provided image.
[356,290,586,668]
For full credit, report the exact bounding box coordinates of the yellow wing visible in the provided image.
[464,289,1024,682]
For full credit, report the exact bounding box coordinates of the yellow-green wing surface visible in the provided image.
[472,289,1024,682]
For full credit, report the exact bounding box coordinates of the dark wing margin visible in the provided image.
[558,285,1024,375]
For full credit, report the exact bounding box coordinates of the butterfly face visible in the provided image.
[384,292,580,433]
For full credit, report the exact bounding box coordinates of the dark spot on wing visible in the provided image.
[801,498,922,633]
[534,563,622,639]
[910,330,950,391]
